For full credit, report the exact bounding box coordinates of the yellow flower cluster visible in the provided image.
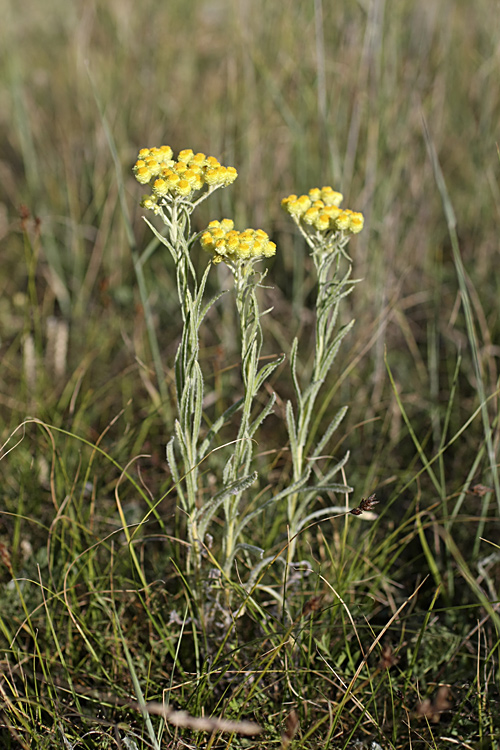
[281,187,364,235]
[133,146,238,204]
[200,219,277,264]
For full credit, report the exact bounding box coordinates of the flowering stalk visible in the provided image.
[281,188,365,558]
[133,147,280,582]
[132,146,237,564]
[200,221,282,576]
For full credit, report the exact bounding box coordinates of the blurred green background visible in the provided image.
[1,0,499,505]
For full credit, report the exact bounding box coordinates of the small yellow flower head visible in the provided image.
[140,194,158,210]
[200,220,276,264]
[303,204,322,225]
[210,226,226,241]
[321,186,343,207]
[205,156,221,168]
[135,166,152,184]
[209,168,221,185]
[191,152,207,166]
[238,241,252,259]
[152,178,169,198]
[134,146,238,207]
[281,193,313,219]
[348,212,364,234]
[335,210,352,231]
[182,169,198,186]
[175,179,193,197]
[314,212,331,232]
[219,218,235,232]
[145,158,162,177]
[252,238,265,257]
[263,240,277,257]
[282,185,364,240]
[223,166,238,185]
[281,194,297,209]
[192,173,204,191]
[296,195,312,214]
[205,166,234,187]
[226,231,240,252]
[201,231,215,250]
[178,149,194,164]
[174,161,187,175]
[323,204,343,221]
[165,172,180,189]
[158,145,174,161]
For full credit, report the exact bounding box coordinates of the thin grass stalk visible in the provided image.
[424,120,500,517]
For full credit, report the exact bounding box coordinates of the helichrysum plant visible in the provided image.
[132,147,365,604]
[132,146,282,589]
[281,188,364,561]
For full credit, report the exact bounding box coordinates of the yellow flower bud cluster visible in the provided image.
[200,219,277,264]
[281,187,364,235]
[133,146,238,204]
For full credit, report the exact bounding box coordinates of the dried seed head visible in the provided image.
[350,494,378,515]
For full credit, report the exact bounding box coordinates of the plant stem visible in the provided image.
[222,265,263,575]
[286,234,354,556]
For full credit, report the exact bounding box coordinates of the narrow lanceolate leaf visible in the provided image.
[307,483,352,494]
[234,469,313,537]
[289,337,301,401]
[174,419,188,455]
[196,472,258,539]
[294,504,354,534]
[192,362,204,446]
[199,396,244,456]
[325,286,356,339]
[312,406,348,458]
[319,320,355,380]
[321,450,350,482]
[254,353,285,392]
[199,289,227,324]
[166,436,180,484]
[222,453,235,486]
[248,392,277,438]
[285,399,298,457]
[195,263,222,323]
[242,339,259,391]
[194,262,211,311]
[233,542,264,558]
[143,217,177,261]
[301,378,323,405]
[179,370,198,425]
